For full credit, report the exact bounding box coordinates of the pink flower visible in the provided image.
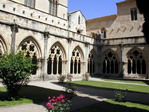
[46,103,54,109]
[56,96,61,101]
[61,99,65,103]
[48,96,51,100]
[50,98,55,102]
[59,94,65,99]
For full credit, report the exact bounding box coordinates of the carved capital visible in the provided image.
[44,31,50,39]
[11,24,19,33]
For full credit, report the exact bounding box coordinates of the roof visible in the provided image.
[68,10,86,20]
[87,14,117,22]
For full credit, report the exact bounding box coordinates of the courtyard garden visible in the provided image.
[0,85,66,107]
[0,78,149,112]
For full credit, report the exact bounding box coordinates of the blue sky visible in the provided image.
[68,0,124,19]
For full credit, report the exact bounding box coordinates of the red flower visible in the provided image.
[50,98,55,102]
[59,94,65,99]
[46,103,54,109]
[48,96,51,100]
[61,99,65,103]
[56,96,61,101]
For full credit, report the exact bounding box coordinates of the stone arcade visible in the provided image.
[0,0,148,80]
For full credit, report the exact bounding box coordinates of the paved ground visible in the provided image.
[0,78,149,112]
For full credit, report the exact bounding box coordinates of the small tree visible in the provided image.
[0,51,35,100]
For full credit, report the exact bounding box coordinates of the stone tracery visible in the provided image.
[128,50,146,74]
[19,39,39,75]
[47,45,63,75]
[102,51,119,74]
[70,49,81,74]
[88,51,95,74]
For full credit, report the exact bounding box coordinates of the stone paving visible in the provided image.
[0,78,149,112]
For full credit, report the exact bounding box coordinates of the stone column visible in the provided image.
[88,59,90,73]
[67,38,72,75]
[131,60,133,74]
[109,60,111,74]
[85,42,89,73]
[11,22,18,53]
[42,31,49,81]
[105,60,107,73]
[72,56,75,74]
[56,55,59,75]
[50,54,55,75]
[76,59,79,74]
[51,58,54,75]
[120,42,125,77]
[92,60,94,74]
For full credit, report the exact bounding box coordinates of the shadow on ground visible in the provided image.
[0,84,149,112]
[0,85,66,107]
[71,96,149,112]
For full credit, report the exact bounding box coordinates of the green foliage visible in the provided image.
[65,75,76,95]
[114,89,127,102]
[0,51,35,100]
[58,75,66,83]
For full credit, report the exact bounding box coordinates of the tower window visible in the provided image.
[78,16,80,24]
[131,8,137,21]
[49,0,58,16]
[24,0,35,8]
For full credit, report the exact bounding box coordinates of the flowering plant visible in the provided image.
[65,74,76,95]
[66,74,73,81]
[46,94,71,112]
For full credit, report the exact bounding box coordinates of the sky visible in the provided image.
[68,0,125,20]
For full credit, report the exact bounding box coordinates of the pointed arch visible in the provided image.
[49,41,67,60]
[127,48,146,75]
[70,45,84,74]
[0,35,7,55]
[18,36,42,58]
[18,36,42,75]
[88,49,96,74]
[73,45,84,60]
[102,49,119,74]
[47,41,66,75]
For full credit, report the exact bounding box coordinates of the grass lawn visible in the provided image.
[72,99,149,112]
[71,81,149,93]
[0,85,66,107]
[102,78,148,85]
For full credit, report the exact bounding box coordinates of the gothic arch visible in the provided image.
[127,48,146,75]
[47,41,66,75]
[49,41,67,60]
[102,49,119,74]
[73,45,84,60]
[18,36,42,75]
[18,36,42,57]
[70,45,84,74]
[88,49,96,74]
[0,35,7,55]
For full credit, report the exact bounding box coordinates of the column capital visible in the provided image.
[11,23,19,33]
[44,31,50,39]
[67,38,73,43]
